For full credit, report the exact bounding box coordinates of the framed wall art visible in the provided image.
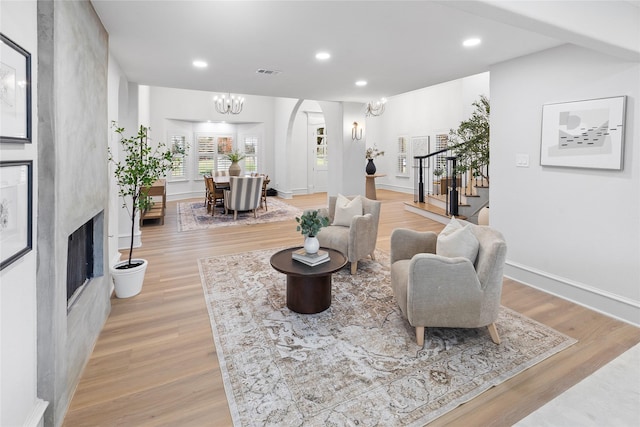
[1,33,32,144]
[540,96,626,170]
[0,161,33,270]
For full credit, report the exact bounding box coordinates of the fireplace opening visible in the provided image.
[67,212,104,310]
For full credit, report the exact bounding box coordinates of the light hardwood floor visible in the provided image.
[63,190,640,426]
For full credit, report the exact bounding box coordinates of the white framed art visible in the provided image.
[0,160,32,270]
[540,96,626,170]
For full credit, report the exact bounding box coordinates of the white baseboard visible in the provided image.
[167,191,201,201]
[505,260,640,327]
[377,183,413,194]
[23,398,48,427]
[118,232,141,250]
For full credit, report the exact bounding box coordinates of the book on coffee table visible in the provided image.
[292,249,330,266]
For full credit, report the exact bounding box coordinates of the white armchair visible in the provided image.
[390,221,507,346]
[317,195,381,274]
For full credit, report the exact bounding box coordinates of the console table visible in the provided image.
[365,174,386,200]
[140,179,166,226]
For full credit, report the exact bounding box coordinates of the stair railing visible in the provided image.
[413,141,488,217]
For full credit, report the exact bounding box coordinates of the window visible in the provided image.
[396,136,408,176]
[168,134,187,180]
[435,133,448,173]
[194,134,234,178]
[216,136,233,172]
[316,127,327,167]
[244,136,259,173]
[196,134,215,178]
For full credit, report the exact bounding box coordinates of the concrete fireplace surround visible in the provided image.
[36,2,111,426]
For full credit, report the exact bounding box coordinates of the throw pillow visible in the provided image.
[332,194,363,227]
[436,217,480,263]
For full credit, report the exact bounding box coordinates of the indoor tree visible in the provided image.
[109,122,183,268]
[445,94,490,183]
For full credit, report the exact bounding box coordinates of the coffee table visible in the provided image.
[270,247,347,314]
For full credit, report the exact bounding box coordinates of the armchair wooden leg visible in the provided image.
[253,209,257,218]
[370,252,376,261]
[487,323,501,344]
[416,326,425,347]
[350,261,357,275]
[233,211,238,220]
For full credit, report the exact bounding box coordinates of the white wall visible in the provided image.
[367,73,490,193]
[107,54,127,265]
[491,44,639,325]
[0,2,47,426]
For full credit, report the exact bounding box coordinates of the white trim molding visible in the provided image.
[24,398,48,427]
[505,260,640,327]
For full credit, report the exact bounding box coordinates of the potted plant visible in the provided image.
[295,210,329,254]
[226,149,245,176]
[108,122,181,298]
[365,145,385,175]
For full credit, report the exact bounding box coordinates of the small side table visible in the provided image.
[365,174,386,200]
[270,247,347,314]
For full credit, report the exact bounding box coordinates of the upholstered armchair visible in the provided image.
[390,220,507,346]
[224,176,264,220]
[317,195,381,274]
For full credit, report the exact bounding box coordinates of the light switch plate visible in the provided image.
[516,154,529,167]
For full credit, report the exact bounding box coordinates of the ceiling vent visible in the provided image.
[256,69,282,76]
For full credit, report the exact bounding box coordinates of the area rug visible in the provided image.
[198,249,577,427]
[177,198,303,231]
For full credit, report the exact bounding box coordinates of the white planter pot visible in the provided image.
[478,206,490,226]
[304,236,320,254]
[110,258,148,298]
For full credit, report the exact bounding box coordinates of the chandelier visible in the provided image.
[365,98,387,117]
[214,93,244,115]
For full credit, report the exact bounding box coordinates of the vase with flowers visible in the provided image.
[365,146,385,175]
[295,210,329,254]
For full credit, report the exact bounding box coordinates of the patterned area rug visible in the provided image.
[177,198,303,231]
[198,249,577,427]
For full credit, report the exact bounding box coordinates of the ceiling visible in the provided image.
[90,1,636,104]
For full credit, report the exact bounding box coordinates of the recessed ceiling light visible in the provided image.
[355,80,367,87]
[192,60,208,68]
[315,52,331,60]
[463,38,481,48]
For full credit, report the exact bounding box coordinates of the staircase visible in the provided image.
[405,184,488,224]
[405,144,489,225]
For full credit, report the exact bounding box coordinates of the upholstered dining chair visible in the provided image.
[316,195,381,274]
[250,173,270,210]
[223,176,264,220]
[389,219,507,347]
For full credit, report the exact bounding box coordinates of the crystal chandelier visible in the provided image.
[365,98,387,117]
[214,93,244,115]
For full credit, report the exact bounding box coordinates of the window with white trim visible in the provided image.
[243,136,259,173]
[396,136,409,176]
[196,134,215,178]
[195,134,234,178]
[216,136,233,172]
[435,133,448,173]
[168,134,187,180]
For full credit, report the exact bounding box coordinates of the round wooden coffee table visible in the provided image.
[270,247,347,314]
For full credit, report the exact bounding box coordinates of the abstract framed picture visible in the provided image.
[540,96,626,170]
[0,33,32,144]
[0,161,33,270]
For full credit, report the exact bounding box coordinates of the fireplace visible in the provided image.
[66,212,104,310]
